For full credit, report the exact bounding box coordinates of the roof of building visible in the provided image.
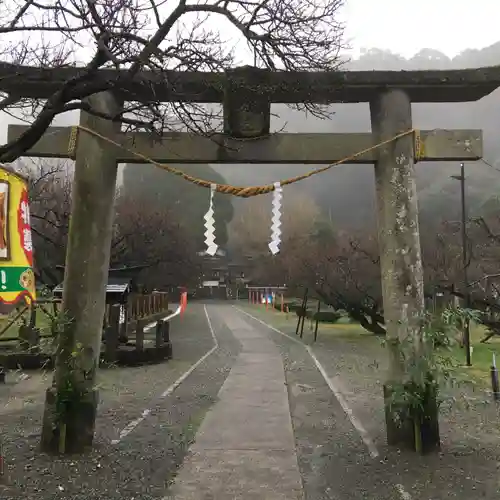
[53,276,131,295]
[197,248,227,257]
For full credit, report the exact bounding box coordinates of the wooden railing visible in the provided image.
[0,293,174,374]
[101,292,172,364]
[103,302,172,364]
[0,292,170,350]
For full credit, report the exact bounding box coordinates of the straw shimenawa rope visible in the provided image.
[68,125,421,198]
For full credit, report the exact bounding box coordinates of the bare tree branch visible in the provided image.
[23,158,202,286]
[0,0,347,161]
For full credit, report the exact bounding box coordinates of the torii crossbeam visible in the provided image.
[8,125,482,164]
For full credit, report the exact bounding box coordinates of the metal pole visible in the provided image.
[295,288,307,335]
[491,353,500,401]
[0,440,4,477]
[453,163,471,367]
[460,162,472,367]
[314,301,321,342]
[300,289,309,338]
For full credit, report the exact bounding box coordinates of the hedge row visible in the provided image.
[271,301,301,312]
[309,311,342,323]
[271,300,341,323]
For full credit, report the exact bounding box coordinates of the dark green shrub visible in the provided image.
[271,301,297,311]
[309,311,341,323]
[296,306,312,317]
[287,303,302,313]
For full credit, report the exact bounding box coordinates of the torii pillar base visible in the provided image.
[40,386,99,454]
[383,383,440,454]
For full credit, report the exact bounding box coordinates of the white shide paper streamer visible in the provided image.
[204,184,218,256]
[268,182,283,255]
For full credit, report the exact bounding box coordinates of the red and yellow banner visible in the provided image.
[0,166,36,308]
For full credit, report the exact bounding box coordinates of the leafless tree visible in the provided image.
[21,161,201,287]
[228,191,323,283]
[300,231,386,334]
[112,192,202,287]
[0,0,346,162]
[421,221,463,293]
[425,216,500,301]
[16,159,72,285]
[228,194,387,333]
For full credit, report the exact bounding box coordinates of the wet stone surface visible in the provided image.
[238,304,500,500]
[0,303,240,500]
[166,307,303,499]
[2,302,500,499]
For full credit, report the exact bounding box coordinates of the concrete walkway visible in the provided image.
[166,306,304,499]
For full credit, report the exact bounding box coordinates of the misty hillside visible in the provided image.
[213,44,500,230]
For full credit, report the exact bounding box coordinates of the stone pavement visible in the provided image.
[0,303,240,500]
[165,305,304,499]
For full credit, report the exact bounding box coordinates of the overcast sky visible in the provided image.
[342,0,500,58]
[3,0,500,141]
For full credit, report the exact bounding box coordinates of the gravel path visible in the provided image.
[166,306,304,499]
[234,305,401,500]
[236,303,500,500]
[4,300,498,499]
[0,302,240,500]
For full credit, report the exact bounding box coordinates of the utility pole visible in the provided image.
[451,162,472,366]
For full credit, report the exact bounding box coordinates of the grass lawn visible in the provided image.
[243,302,500,387]
[0,306,53,342]
[243,302,372,342]
[449,324,500,385]
[311,316,500,386]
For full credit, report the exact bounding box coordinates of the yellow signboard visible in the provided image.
[0,166,36,308]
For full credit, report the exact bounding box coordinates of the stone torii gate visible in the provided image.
[5,65,495,454]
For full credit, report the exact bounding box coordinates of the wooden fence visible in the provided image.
[103,292,171,364]
[0,292,172,369]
